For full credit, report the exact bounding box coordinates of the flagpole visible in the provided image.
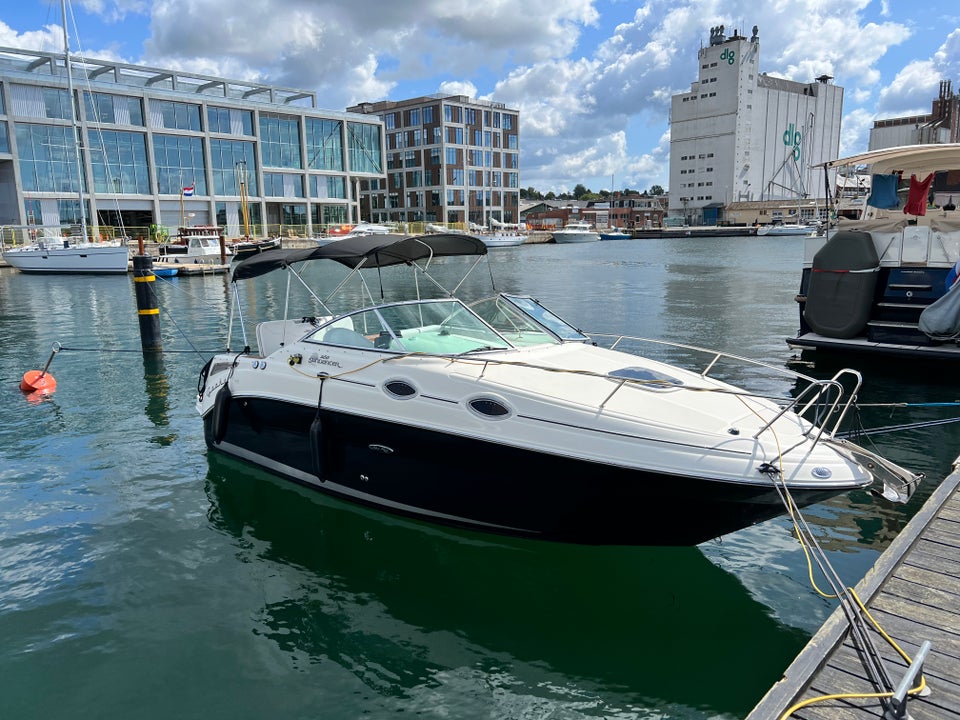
[180,187,185,228]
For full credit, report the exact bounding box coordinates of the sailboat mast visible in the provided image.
[61,0,88,242]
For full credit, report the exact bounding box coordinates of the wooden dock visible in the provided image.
[746,461,960,719]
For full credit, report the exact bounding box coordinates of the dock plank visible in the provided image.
[746,467,960,719]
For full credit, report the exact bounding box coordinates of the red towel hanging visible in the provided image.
[903,172,934,216]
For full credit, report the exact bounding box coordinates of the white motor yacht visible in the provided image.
[196,233,919,546]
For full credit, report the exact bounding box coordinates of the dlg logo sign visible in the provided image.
[783,123,802,161]
[720,48,735,65]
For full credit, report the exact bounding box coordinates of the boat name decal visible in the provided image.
[308,352,343,370]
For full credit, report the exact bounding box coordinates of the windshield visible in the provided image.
[307,299,512,354]
[472,294,590,344]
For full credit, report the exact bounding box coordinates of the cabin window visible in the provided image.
[384,380,418,399]
[468,397,512,419]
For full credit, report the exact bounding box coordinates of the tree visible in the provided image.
[649,185,664,196]
[545,191,556,200]
[573,183,589,200]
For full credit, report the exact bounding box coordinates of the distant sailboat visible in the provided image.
[1,0,129,274]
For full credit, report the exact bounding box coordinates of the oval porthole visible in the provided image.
[384,379,418,399]
[468,397,511,419]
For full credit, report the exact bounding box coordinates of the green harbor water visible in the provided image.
[1,236,956,719]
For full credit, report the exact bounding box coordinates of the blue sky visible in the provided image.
[3,1,959,194]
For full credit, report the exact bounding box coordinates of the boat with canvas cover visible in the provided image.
[788,143,960,361]
[196,233,919,546]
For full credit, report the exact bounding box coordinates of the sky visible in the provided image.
[2,0,959,195]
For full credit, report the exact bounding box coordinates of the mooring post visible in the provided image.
[132,255,162,353]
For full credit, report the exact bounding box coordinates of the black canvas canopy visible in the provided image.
[231,233,488,281]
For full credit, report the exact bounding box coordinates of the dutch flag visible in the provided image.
[182,185,195,197]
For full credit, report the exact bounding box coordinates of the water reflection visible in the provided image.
[204,454,808,718]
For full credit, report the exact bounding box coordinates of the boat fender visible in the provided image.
[212,385,232,444]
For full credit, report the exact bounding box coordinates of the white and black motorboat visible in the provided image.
[196,233,919,545]
[157,226,232,264]
[789,143,960,361]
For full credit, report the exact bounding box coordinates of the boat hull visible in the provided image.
[3,244,129,273]
[552,233,600,243]
[202,394,845,546]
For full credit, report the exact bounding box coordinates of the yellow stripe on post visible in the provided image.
[137,308,160,316]
[134,274,156,283]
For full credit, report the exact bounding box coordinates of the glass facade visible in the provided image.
[259,113,302,169]
[310,175,347,199]
[151,100,202,131]
[347,122,383,174]
[89,129,150,194]
[263,172,305,198]
[84,91,144,126]
[305,117,343,171]
[3,48,388,233]
[153,134,206,195]
[16,124,83,193]
[210,139,257,195]
[207,106,253,136]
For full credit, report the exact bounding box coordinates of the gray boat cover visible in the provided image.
[918,284,960,340]
[803,231,880,338]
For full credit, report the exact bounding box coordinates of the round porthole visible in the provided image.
[467,396,512,419]
[384,379,418,399]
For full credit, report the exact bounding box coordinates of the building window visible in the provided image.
[451,168,464,185]
[409,108,421,126]
[209,139,257,195]
[445,147,457,165]
[43,88,74,120]
[260,113,302,169]
[154,134,207,195]
[16,123,82,192]
[84,92,144,126]
[347,122,383,174]
[89,129,150,194]
[423,106,435,124]
[384,112,396,130]
[151,99,201,131]
[306,117,343,171]
[207,106,253,135]
[263,172,304,198]
[0,123,8,154]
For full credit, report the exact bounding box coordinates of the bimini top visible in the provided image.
[816,143,960,176]
[231,233,487,281]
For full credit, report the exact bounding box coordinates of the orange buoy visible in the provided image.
[21,342,61,396]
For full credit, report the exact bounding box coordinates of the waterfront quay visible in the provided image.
[747,462,960,719]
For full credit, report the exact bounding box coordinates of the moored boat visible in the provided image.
[2,227,130,274]
[480,232,528,247]
[788,143,960,361]
[196,233,919,546]
[599,228,632,240]
[552,220,600,243]
[157,226,232,264]
[229,235,282,260]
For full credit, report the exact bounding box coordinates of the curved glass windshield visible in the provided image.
[471,294,590,344]
[307,299,512,355]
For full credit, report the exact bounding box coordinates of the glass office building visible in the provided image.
[0,46,385,238]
